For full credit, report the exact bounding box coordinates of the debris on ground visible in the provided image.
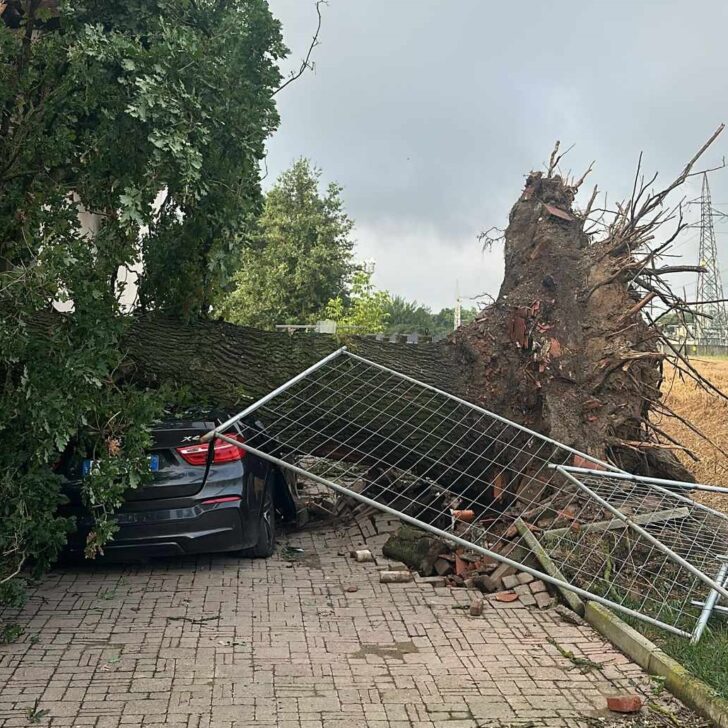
[554,603,588,626]
[376,524,558,609]
[607,694,643,714]
[272,340,728,643]
[418,575,447,587]
[382,524,450,575]
[279,545,305,561]
[351,548,374,562]
[547,637,602,674]
[469,599,484,616]
[379,570,413,584]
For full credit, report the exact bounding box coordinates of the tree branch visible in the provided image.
[272,0,325,97]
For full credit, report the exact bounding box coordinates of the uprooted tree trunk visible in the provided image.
[124,130,728,485]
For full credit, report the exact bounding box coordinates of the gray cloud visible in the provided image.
[266,0,728,310]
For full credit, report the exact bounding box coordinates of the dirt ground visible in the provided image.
[660,357,728,512]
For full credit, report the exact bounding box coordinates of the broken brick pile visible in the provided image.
[499,572,554,609]
[423,549,553,607]
[350,546,556,612]
[418,570,555,610]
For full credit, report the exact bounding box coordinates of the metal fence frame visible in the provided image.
[205,347,728,640]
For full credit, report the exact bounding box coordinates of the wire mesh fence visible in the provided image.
[551,466,728,639]
[210,348,728,639]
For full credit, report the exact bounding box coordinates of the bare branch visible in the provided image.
[547,140,560,177]
[546,141,575,178]
[635,124,725,220]
[648,311,728,403]
[581,184,599,227]
[272,0,326,97]
[478,226,505,252]
[639,265,706,277]
[572,161,594,191]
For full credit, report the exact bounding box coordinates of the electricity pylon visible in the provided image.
[695,173,728,345]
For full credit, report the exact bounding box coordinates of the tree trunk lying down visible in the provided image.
[125,314,465,410]
[124,172,695,485]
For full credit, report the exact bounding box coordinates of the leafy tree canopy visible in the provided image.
[219,158,355,328]
[323,270,390,334]
[385,296,437,334]
[0,0,285,602]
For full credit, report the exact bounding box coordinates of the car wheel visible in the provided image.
[244,480,276,558]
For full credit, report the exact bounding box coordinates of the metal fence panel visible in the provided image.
[209,348,728,639]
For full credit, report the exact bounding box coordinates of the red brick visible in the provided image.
[606,695,642,714]
[471,574,499,593]
[572,454,606,471]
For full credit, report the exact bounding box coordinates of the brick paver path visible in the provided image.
[0,515,701,727]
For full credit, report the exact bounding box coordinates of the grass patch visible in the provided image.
[557,563,728,701]
[609,592,728,701]
[660,625,728,699]
[637,618,728,701]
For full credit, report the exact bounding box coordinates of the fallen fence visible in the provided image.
[205,347,728,641]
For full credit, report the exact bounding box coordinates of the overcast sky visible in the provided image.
[265,1,728,311]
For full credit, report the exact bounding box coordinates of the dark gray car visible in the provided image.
[60,416,302,560]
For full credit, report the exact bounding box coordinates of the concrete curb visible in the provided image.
[521,522,728,725]
[585,601,728,728]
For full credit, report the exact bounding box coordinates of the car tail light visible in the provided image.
[176,434,245,466]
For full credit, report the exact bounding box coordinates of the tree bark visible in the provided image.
[125,314,467,408]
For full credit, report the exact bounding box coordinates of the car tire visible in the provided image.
[243,479,276,558]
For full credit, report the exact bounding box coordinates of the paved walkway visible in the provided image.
[0,515,705,727]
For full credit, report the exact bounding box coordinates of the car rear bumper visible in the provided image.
[67,501,245,560]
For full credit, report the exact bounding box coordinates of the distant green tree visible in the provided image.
[385,296,434,334]
[384,296,479,336]
[431,308,456,333]
[658,311,695,327]
[220,159,355,328]
[430,307,477,335]
[324,270,390,333]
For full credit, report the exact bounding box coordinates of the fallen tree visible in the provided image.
[124,128,728,484]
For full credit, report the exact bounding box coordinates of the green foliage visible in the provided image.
[658,311,695,328]
[385,296,435,334]
[659,624,728,701]
[433,306,477,332]
[220,159,355,328]
[0,1,285,601]
[324,270,391,334]
[632,619,728,701]
[385,296,478,336]
[25,699,50,725]
[0,623,24,644]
